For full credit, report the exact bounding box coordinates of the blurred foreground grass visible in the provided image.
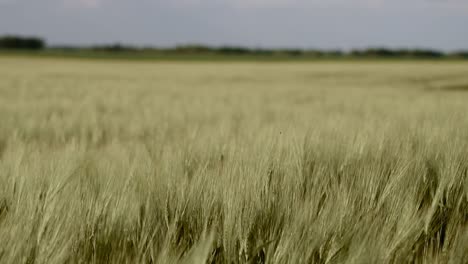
[0,57,467,263]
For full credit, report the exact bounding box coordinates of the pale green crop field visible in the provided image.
[0,57,467,263]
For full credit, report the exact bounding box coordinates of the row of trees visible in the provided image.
[0,35,45,50]
[1,35,467,59]
[89,44,468,59]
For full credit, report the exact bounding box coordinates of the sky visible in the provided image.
[0,0,467,51]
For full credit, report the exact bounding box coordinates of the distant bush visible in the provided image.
[326,50,344,57]
[402,49,444,58]
[172,45,213,54]
[350,48,444,58]
[303,50,326,57]
[351,49,394,57]
[215,46,251,55]
[450,51,468,59]
[91,44,137,52]
[0,35,45,50]
[275,49,303,56]
[171,46,276,56]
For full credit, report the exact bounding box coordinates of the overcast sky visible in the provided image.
[0,0,467,51]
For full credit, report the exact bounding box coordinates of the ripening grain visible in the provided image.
[0,57,467,263]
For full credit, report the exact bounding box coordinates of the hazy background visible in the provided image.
[0,0,467,51]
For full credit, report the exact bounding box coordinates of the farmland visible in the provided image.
[0,56,467,263]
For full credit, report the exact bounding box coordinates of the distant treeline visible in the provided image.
[0,35,45,50]
[85,44,468,59]
[1,35,468,59]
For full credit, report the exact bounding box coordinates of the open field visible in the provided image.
[0,57,467,263]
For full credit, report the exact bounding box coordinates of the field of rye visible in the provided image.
[0,57,467,263]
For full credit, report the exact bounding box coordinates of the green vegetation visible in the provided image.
[3,48,468,62]
[0,36,45,50]
[0,56,467,263]
[1,35,468,61]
